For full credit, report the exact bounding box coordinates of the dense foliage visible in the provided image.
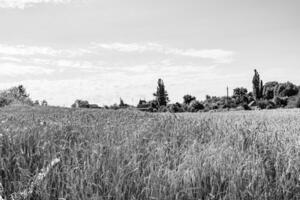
[0,85,34,107]
[153,78,169,107]
[2,70,300,112]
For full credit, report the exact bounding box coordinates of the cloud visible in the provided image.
[0,44,91,57]
[0,0,73,9]
[0,63,54,76]
[95,42,235,63]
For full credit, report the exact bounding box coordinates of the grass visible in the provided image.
[1,105,300,200]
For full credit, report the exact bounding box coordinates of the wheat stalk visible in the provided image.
[10,158,60,200]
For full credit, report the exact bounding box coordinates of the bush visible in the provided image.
[273,96,288,108]
[257,100,269,109]
[266,101,276,109]
[274,82,298,97]
[211,103,219,110]
[158,106,168,112]
[71,100,89,108]
[183,95,196,105]
[296,97,300,108]
[188,100,204,112]
[109,103,120,110]
[0,85,33,107]
[0,97,13,107]
[233,87,248,105]
[263,81,278,99]
[242,103,251,110]
[168,103,184,113]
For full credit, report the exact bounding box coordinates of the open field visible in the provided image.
[1,106,300,200]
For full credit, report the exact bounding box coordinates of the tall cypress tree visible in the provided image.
[153,78,169,107]
[252,69,262,100]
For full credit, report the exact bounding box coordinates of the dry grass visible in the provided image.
[1,106,300,200]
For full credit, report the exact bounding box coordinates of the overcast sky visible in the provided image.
[0,0,299,106]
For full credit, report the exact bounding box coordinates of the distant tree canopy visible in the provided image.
[188,100,204,112]
[34,100,40,106]
[233,87,248,98]
[72,99,89,108]
[274,82,298,97]
[4,70,299,112]
[41,100,48,107]
[263,81,279,100]
[153,78,169,107]
[183,94,196,105]
[119,98,129,108]
[0,85,33,107]
[233,87,249,105]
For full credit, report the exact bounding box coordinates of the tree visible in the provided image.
[119,98,129,108]
[233,87,248,98]
[168,102,184,113]
[153,78,169,107]
[71,100,88,108]
[233,87,248,105]
[6,85,29,100]
[34,100,40,106]
[252,69,263,100]
[188,100,204,112]
[205,95,211,101]
[17,85,29,98]
[263,81,279,100]
[183,95,196,105]
[119,98,125,107]
[41,100,48,106]
[274,82,299,97]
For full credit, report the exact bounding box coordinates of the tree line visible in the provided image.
[71,69,300,112]
[1,69,300,112]
[136,69,300,112]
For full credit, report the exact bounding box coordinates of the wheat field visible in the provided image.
[1,105,300,200]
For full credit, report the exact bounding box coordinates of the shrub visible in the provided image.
[296,97,300,108]
[0,97,13,107]
[211,103,219,110]
[109,103,120,110]
[71,100,89,108]
[257,100,269,109]
[119,98,129,108]
[266,101,276,109]
[34,100,40,106]
[0,85,33,107]
[137,100,158,112]
[263,81,278,99]
[242,103,251,110]
[168,103,184,113]
[273,96,288,107]
[233,87,248,105]
[188,100,204,112]
[274,82,298,97]
[183,95,196,105]
[158,106,168,112]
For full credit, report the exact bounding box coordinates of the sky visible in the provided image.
[0,0,300,106]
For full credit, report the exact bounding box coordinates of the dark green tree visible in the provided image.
[34,100,40,106]
[119,98,125,107]
[183,94,196,105]
[153,78,169,107]
[263,81,279,99]
[252,69,263,100]
[41,100,48,107]
[233,87,248,104]
[233,87,248,98]
[119,98,129,108]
